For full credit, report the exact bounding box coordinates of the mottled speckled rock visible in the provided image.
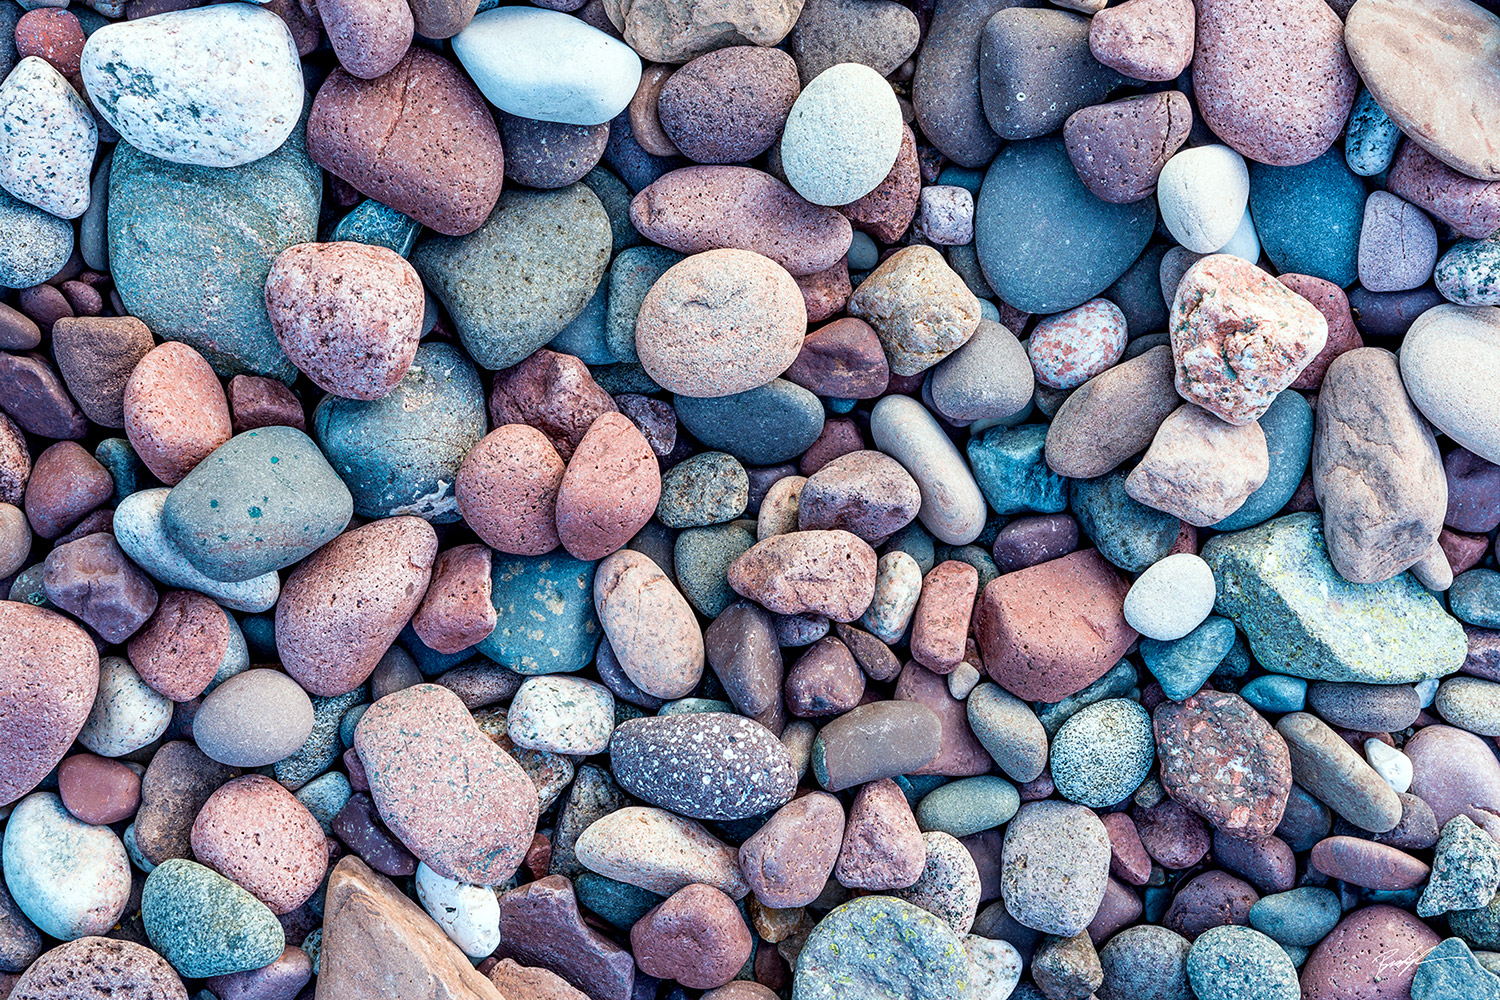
[1299,904,1440,1000]
[456,425,564,556]
[276,517,436,697]
[1202,512,1466,683]
[1065,92,1193,205]
[190,775,327,915]
[1154,690,1290,839]
[0,56,96,219]
[3,791,129,941]
[1050,699,1154,809]
[1001,800,1110,936]
[11,937,187,1000]
[738,791,842,907]
[478,551,601,675]
[781,63,902,207]
[1186,925,1300,1000]
[355,684,539,885]
[123,341,233,487]
[793,896,970,1000]
[611,713,794,821]
[80,5,303,168]
[0,602,97,805]
[141,858,286,978]
[555,412,660,560]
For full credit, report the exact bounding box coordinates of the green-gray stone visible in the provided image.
[967,423,1068,516]
[161,426,352,583]
[1186,925,1300,1000]
[1201,513,1467,683]
[1413,937,1500,1000]
[1419,816,1500,918]
[915,775,1019,837]
[1248,888,1342,947]
[674,523,755,618]
[605,245,682,363]
[793,895,970,1000]
[1071,471,1180,573]
[657,451,749,528]
[581,166,641,256]
[274,688,366,790]
[142,858,285,978]
[411,184,611,371]
[477,551,601,674]
[331,199,420,256]
[573,872,662,929]
[675,380,825,466]
[109,120,320,381]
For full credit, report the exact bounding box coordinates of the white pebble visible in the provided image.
[948,662,982,700]
[1415,677,1440,709]
[414,863,501,959]
[1365,739,1413,795]
[507,675,615,754]
[965,934,1022,1000]
[78,656,173,758]
[1123,553,1217,642]
[1214,206,1261,262]
[1157,144,1250,254]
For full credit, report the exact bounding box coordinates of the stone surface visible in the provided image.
[1401,304,1500,466]
[781,63,902,207]
[0,56,95,219]
[1299,904,1441,1000]
[792,896,970,1000]
[574,806,749,899]
[1001,800,1110,937]
[4,791,129,941]
[10,937,186,1000]
[1064,92,1192,205]
[1126,405,1269,527]
[141,858,285,978]
[1045,344,1179,479]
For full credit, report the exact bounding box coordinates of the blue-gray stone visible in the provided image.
[581,166,641,256]
[657,697,735,716]
[1049,698,1154,808]
[1452,570,1500,629]
[1212,391,1314,531]
[313,342,486,523]
[1413,937,1500,1000]
[657,452,749,528]
[915,775,1020,837]
[590,362,662,395]
[339,701,370,748]
[547,276,614,365]
[142,858,285,978]
[793,895,970,1000]
[162,427,352,583]
[1202,513,1468,684]
[675,380,825,466]
[606,245,683,364]
[108,120,320,380]
[936,165,984,194]
[1106,243,1171,338]
[967,423,1068,516]
[399,623,473,676]
[1239,674,1307,714]
[1141,616,1236,702]
[239,613,276,660]
[573,872,662,929]
[0,187,72,288]
[1436,238,1500,307]
[886,521,937,576]
[1344,89,1403,178]
[1186,925,1300,1000]
[1070,471,1180,572]
[477,551,601,674]
[1036,660,1137,736]
[1248,150,1363,288]
[95,437,143,505]
[274,688,365,790]
[330,199,420,256]
[674,523,755,618]
[1248,888,1341,947]
[411,184,611,371]
[294,772,352,835]
[975,136,1156,314]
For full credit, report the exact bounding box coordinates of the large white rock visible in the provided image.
[80,4,304,168]
[452,7,641,127]
[0,57,97,219]
[1157,144,1250,253]
[413,863,501,959]
[1400,303,1500,465]
[782,62,903,206]
[3,792,130,941]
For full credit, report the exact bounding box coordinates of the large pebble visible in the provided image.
[611,713,794,821]
[1277,711,1401,833]
[478,550,602,675]
[1249,150,1365,288]
[675,379,825,466]
[1045,344,1178,479]
[635,249,805,397]
[781,62,902,207]
[508,675,614,754]
[276,517,435,697]
[738,792,843,907]
[574,806,749,899]
[142,858,285,978]
[792,896,970,1000]
[80,4,303,168]
[1064,92,1192,206]
[11,937,186,1000]
[601,0,801,63]
[123,341,232,487]
[1154,689,1291,840]
[727,529,876,621]
[870,394,986,544]
[414,862,500,959]
[0,56,95,219]
[1189,0,1355,168]
[0,601,97,805]
[1298,904,1440,1000]
[3,792,129,941]
[911,0,1004,168]
[457,427,564,556]
[1124,553,1215,641]
[1400,304,1500,466]
[308,48,503,237]
[849,246,980,377]
[454,8,639,127]
[355,684,539,885]
[1186,924,1300,1000]
[44,532,158,644]
[1051,699,1154,809]
[193,668,314,767]
[978,8,1118,142]
[658,47,799,163]
[190,775,328,915]
[0,188,72,289]
[1001,800,1110,936]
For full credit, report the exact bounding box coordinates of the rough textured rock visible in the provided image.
[1154,690,1291,840]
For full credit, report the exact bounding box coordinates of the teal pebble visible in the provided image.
[1215,634,1254,679]
[657,452,749,528]
[1248,888,1342,947]
[605,245,683,363]
[582,166,642,256]
[574,872,662,929]
[658,698,735,716]
[477,551,601,674]
[674,523,756,618]
[896,774,948,809]
[916,775,1019,837]
[675,380,825,466]
[1344,89,1403,178]
[548,277,615,365]
[1071,471,1180,572]
[827,397,857,414]
[1248,150,1364,288]
[936,165,984,194]
[1435,238,1500,307]
[1239,674,1308,714]
[95,437,143,505]
[294,772,352,835]
[1212,391,1314,532]
[1450,569,1500,629]
[1141,616,1237,702]
[338,701,370,748]
[314,341,486,523]
[239,613,276,660]
[1186,925,1301,1000]
[142,859,285,979]
[967,423,1068,516]
[399,624,473,676]
[792,896,971,1000]
[1037,661,1138,736]
[886,521,937,575]
[590,362,662,395]
[5,564,47,607]
[1412,937,1500,1000]
[331,198,421,256]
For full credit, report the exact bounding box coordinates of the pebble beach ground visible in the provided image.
[0,0,1499,998]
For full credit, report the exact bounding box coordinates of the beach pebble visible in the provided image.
[3,791,129,941]
[1299,904,1440,1000]
[456,425,564,556]
[1126,404,1269,527]
[78,656,172,758]
[556,412,660,560]
[80,5,302,168]
[738,791,843,907]
[0,188,71,288]
[0,56,95,219]
[1157,146,1249,254]
[194,668,314,768]
[190,775,328,915]
[657,47,798,164]
[1400,304,1500,466]
[595,548,704,699]
[1001,800,1110,937]
[1087,0,1193,81]
[575,806,749,899]
[1064,92,1193,206]
[1051,699,1154,809]
[632,883,751,990]
[1186,924,1300,1000]
[414,863,501,959]
[781,62,903,207]
[142,858,286,978]
[11,937,186,1000]
[508,676,615,755]
[1123,553,1215,641]
[43,532,158,643]
[57,754,140,826]
[1359,192,1438,293]
[870,394,986,544]
[1029,299,1128,390]
[794,896,969,1000]
[978,8,1118,142]
[849,245,981,378]
[123,341,233,487]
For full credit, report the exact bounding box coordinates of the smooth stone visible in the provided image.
[43,533,158,644]
[978,8,1118,141]
[412,185,611,371]
[453,7,638,127]
[976,136,1155,314]
[78,656,171,757]
[0,56,95,218]
[1045,344,1178,479]
[1157,145,1249,253]
[928,318,1032,423]
[107,120,320,380]
[1359,191,1438,292]
[3,792,129,941]
[1087,0,1193,82]
[1001,800,1110,937]
[657,47,799,164]
[1070,471,1181,573]
[966,683,1048,783]
[870,394,986,545]
[0,186,70,287]
[80,4,303,168]
[142,858,286,978]
[1051,698,1154,809]
[848,245,981,377]
[1186,925,1299,1000]
[595,548,703,697]
[1345,0,1500,182]
[413,863,501,959]
[1141,616,1236,701]
[1211,391,1315,532]
[194,668,314,767]
[575,806,748,899]
[51,316,154,429]
[1249,888,1342,948]
[917,776,1019,839]
[1306,681,1420,732]
[1247,150,1364,288]
[1097,924,1191,1000]
[115,488,281,613]
[1201,512,1466,684]
[911,0,1007,168]
[787,0,918,83]
[1276,711,1402,834]
[1124,553,1215,642]
[477,550,601,675]
[11,938,187,1000]
[792,896,970,1000]
[0,602,97,805]
[780,62,902,207]
[1400,304,1500,466]
[1346,88,1403,177]
[674,379,824,466]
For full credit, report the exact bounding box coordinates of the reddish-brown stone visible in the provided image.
[487,350,617,461]
[43,532,159,643]
[1309,836,1430,890]
[909,560,979,673]
[456,426,564,556]
[227,375,306,434]
[631,884,752,991]
[781,317,890,399]
[23,441,112,540]
[123,341,232,485]
[839,125,920,243]
[834,778,925,890]
[127,589,233,702]
[1281,275,1363,391]
[737,792,843,908]
[14,9,86,75]
[1161,870,1258,940]
[57,753,141,826]
[496,876,635,1000]
[894,660,991,776]
[1133,796,1211,870]
[191,775,330,914]
[411,544,496,655]
[1300,905,1440,1000]
[554,413,661,562]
